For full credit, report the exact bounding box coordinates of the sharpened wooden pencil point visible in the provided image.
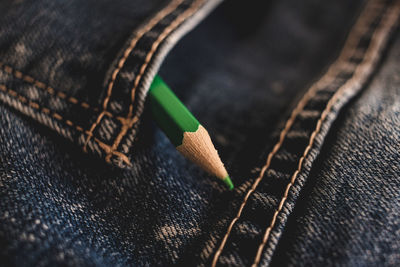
[176,125,229,181]
[149,75,232,189]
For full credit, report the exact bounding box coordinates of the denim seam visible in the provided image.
[0,0,220,167]
[84,0,184,151]
[0,84,131,163]
[0,62,99,113]
[252,3,400,265]
[0,1,190,164]
[0,0,205,165]
[113,0,223,167]
[0,62,131,163]
[211,0,396,265]
[103,0,207,163]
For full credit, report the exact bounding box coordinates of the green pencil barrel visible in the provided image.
[148,75,200,147]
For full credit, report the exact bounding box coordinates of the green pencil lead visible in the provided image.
[223,176,234,190]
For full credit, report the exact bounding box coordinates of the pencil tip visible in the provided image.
[223,175,234,190]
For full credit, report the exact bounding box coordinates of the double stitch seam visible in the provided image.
[0,1,205,164]
[0,84,85,131]
[252,3,399,265]
[0,62,98,112]
[0,83,130,162]
[211,0,389,265]
[104,0,207,163]
[0,62,124,160]
[83,0,184,151]
[0,0,186,162]
[0,0,190,161]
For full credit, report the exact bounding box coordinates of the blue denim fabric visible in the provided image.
[270,33,400,266]
[0,0,399,266]
[0,0,222,167]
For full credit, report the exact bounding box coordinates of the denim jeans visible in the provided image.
[0,0,399,266]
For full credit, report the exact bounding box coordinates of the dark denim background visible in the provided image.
[271,34,400,267]
[0,0,399,266]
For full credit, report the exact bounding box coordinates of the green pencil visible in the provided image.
[148,75,233,190]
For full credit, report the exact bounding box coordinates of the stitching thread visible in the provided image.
[105,0,206,162]
[0,62,125,160]
[0,0,204,164]
[0,62,98,112]
[211,0,387,265]
[252,4,399,265]
[83,0,184,151]
[0,84,130,164]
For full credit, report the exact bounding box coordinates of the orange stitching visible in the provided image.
[66,120,74,127]
[42,107,50,114]
[57,91,67,98]
[211,0,386,265]
[53,113,63,120]
[84,0,184,151]
[0,61,128,161]
[0,62,125,158]
[0,62,98,112]
[23,75,34,84]
[0,83,130,164]
[127,0,206,116]
[29,102,40,109]
[17,95,27,103]
[95,138,132,165]
[14,70,23,79]
[106,0,206,162]
[68,97,78,104]
[47,87,55,94]
[251,3,399,266]
[104,115,139,162]
[34,81,46,89]
[81,102,90,109]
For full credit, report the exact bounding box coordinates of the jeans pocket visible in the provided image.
[0,0,221,168]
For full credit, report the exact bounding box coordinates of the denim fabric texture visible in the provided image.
[0,0,222,167]
[0,0,399,266]
[270,33,400,266]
